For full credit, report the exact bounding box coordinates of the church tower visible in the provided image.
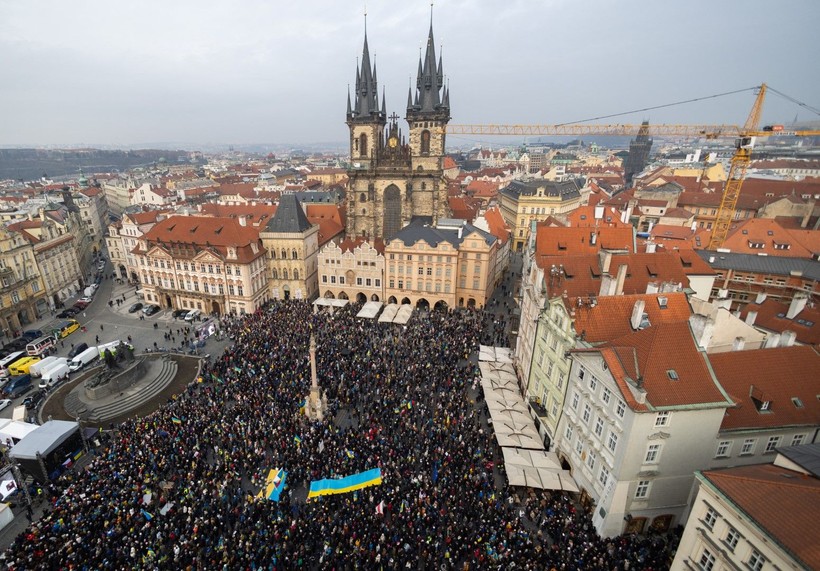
[345,16,451,240]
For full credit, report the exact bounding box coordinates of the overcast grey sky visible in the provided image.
[1,0,818,147]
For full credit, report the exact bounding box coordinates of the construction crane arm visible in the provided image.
[445,123,820,138]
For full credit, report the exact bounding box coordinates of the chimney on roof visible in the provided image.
[646,241,657,254]
[786,294,808,320]
[763,335,780,349]
[600,250,612,273]
[801,199,815,228]
[630,299,646,330]
[755,292,767,304]
[238,216,247,227]
[745,310,758,326]
[590,232,597,245]
[615,264,628,295]
[689,314,713,350]
[594,205,604,220]
[645,282,659,294]
[599,274,614,297]
[780,330,797,347]
[732,336,746,351]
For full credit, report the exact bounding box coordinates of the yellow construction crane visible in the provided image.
[446,84,820,249]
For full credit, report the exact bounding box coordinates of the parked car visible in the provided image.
[2,339,28,352]
[172,309,188,318]
[78,297,93,304]
[128,302,144,314]
[23,392,44,410]
[22,330,44,341]
[3,375,32,397]
[0,399,12,412]
[69,347,99,372]
[184,309,201,322]
[67,343,89,359]
[73,301,89,310]
[57,309,78,318]
[143,304,160,316]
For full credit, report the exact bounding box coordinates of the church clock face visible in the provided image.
[388,136,398,148]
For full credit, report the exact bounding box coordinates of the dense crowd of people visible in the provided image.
[2,300,678,569]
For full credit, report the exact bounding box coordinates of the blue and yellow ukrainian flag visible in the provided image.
[171,416,182,425]
[256,468,288,502]
[307,468,382,500]
[141,509,154,521]
[294,435,302,446]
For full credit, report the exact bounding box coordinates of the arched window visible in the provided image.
[421,130,431,154]
[281,249,286,259]
[359,193,367,203]
[421,182,426,190]
[270,250,276,259]
[359,133,368,158]
[272,268,278,279]
[282,268,288,280]
[293,269,299,280]
[291,249,298,259]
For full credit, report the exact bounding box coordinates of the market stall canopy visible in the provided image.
[378,304,399,323]
[356,301,383,319]
[393,304,414,324]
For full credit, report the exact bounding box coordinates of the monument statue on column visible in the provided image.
[305,333,327,421]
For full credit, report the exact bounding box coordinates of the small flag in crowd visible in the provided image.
[294,435,302,446]
[141,509,154,521]
[234,366,242,373]
[171,416,182,425]
[375,500,385,515]
[346,449,355,459]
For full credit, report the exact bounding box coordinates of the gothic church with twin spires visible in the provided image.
[345,19,451,240]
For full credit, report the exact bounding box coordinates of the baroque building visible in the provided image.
[345,20,450,240]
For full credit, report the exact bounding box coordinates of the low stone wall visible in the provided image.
[84,359,147,400]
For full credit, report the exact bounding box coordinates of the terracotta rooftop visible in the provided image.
[709,345,820,431]
[448,196,480,223]
[482,206,511,244]
[199,203,278,227]
[535,224,634,256]
[739,298,820,347]
[565,205,629,228]
[336,236,386,255]
[217,182,257,197]
[701,463,820,570]
[572,292,692,344]
[537,250,713,300]
[598,321,731,410]
[306,203,345,247]
[136,215,264,264]
[721,218,819,258]
[650,224,697,241]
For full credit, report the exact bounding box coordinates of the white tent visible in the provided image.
[9,420,79,461]
[393,304,414,324]
[0,419,39,444]
[356,301,383,319]
[378,304,399,323]
[502,447,577,491]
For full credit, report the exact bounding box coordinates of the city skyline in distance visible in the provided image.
[1,0,818,148]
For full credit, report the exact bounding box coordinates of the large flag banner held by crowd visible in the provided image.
[257,468,288,502]
[307,468,382,500]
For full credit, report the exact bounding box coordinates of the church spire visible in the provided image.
[407,12,448,117]
[348,16,385,123]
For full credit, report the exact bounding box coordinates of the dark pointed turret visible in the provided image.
[407,19,449,119]
[347,31,385,123]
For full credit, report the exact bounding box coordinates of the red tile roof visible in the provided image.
[443,157,458,170]
[448,196,480,222]
[306,204,345,247]
[601,321,730,409]
[198,203,278,227]
[482,206,510,244]
[709,345,820,431]
[337,236,385,255]
[537,251,713,300]
[535,224,634,256]
[565,205,630,228]
[701,464,820,571]
[217,182,257,197]
[738,298,820,347]
[136,215,265,264]
[573,292,692,343]
[721,218,818,258]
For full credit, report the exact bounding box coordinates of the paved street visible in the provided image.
[0,259,226,422]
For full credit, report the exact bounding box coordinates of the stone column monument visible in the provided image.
[305,333,327,421]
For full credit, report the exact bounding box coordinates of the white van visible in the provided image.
[39,363,69,389]
[184,309,201,322]
[69,347,99,372]
[97,340,122,357]
[30,357,67,378]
